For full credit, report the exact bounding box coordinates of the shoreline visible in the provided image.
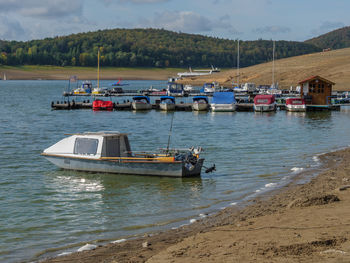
[0,66,180,81]
[40,147,350,262]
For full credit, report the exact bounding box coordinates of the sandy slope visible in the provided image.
[179,47,350,91]
[41,148,350,263]
[0,66,179,81]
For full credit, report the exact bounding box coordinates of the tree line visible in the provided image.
[305,26,350,50]
[0,28,321,68]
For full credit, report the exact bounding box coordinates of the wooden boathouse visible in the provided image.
[299,75,335,105]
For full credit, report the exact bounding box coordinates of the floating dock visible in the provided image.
[52,102,343,111]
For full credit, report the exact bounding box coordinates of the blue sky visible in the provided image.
[0,0,348,42]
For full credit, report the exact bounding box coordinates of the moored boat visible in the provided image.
[167,83,184,97]
[159,96,176,111]
[200,82,218,94]
[210,92,237,112]
[92,87,108,96]
[131,96,152,111]
[192,96,209,111]
[254,94,276,112]
[92,99,114,111]
[41,132,204,177]
[285,97,306,112]
[73,81,92,95]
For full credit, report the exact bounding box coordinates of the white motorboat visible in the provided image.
[92,87,109,96]
[159,96,176,111]
[184,84,194,92]
[192,96,209,111]
[201,82,219,94]
[41,132,204,177]
[131,96,152,111]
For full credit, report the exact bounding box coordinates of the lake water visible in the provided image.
[1,80,350,262]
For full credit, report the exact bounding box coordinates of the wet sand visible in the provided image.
[41,148,350,262]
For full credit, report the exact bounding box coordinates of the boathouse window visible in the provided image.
[310,84,314,93]
[74,138,98,155]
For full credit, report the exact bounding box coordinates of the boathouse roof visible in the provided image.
[298,75,335,85]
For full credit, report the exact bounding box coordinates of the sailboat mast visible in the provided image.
[237,40,240,86]
[97,48,100,89]
[272,40,275,87]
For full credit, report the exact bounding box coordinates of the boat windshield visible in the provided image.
[256,99,269,104]
[74,138,98,155]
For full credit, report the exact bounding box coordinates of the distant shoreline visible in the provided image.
[0,66,182,81]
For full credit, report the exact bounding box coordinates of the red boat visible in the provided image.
[285,97,306,112]
[254,94,276,112]
[93,99,114,111]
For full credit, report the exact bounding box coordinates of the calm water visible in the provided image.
[1,80,350,262]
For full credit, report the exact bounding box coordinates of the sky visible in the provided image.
[0,0,348,42]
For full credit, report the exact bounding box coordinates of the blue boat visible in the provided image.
[210,92,237,112]
[167,82,184,97]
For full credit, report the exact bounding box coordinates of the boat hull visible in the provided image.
[44,156,204,178]
[254,104,276,112]
[210,103,236,112]
[159,103,175,111]
[286,105,306,112]
[192,103,208,111]
[132,102,152,111]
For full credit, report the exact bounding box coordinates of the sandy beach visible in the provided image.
[40,147,350,263]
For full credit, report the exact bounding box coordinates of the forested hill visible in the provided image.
[305,26,350,50]
[0,28,321,68]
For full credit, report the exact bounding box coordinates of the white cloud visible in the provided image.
[137,10,240,36]
[0,0,83,19]
[0,15,27,40]
[311,21,345,36]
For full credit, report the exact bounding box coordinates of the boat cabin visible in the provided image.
[167,82,184,96]
[254,94,275,105]
[285,97,305,105]
[160,96,175,104]
[200,82,218,93]
[133,96,150,104]
[299,76,335,105]
[43,132,132,159]
[193,96,208,104]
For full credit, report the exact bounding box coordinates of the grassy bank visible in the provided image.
[0,65,183,81]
